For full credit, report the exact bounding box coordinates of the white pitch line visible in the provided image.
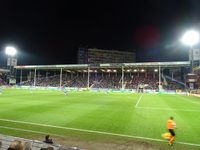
[0,126,64,138]
[135,94,143,107]
[136,106,200,112]
[0,118,200,147]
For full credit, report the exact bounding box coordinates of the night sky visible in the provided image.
[0,0,200,66]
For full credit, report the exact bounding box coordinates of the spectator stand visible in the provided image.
[16,62,190,92]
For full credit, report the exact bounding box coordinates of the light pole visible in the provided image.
[5,46,17,85]
[181,30,199,72]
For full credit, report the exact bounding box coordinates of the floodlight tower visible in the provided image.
[5,46,17,85]
[181,30,200,72]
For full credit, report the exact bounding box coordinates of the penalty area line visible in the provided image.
[0,119,200,147]
[135,94,143,108]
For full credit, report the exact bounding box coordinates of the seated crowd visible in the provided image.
[0,77,7,86]
[20,72,184,90]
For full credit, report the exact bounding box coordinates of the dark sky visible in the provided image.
[0,0,200,65]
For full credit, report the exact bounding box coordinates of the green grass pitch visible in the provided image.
[0,88,200,149]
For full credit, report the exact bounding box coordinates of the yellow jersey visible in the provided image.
[167,119,176,129]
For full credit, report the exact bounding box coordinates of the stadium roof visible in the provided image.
[15,61,190,70]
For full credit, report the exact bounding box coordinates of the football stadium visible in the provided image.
[1,56,200,150]
[1,2,200,150]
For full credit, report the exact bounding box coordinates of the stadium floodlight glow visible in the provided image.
[5,46,17,56]
[154,69,158,72]
[127,69,131,72]
[141,69,145,72]
[107,69,111,72]
[181,30,199,46]
[133,69,137,72]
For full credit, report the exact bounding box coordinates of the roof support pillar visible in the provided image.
[159,65,161,92]
[87,66,90,89]
[20,70,23,85]
[60,68,63,88]
[34,68,37,87]
[122,66,124,90]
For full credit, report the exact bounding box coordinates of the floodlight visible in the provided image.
[107,69,111,72]
[141,69,145,72]
[5,46,17,56]
[154,69,158,72]
[181,30,199,46]
[133,69,137,72]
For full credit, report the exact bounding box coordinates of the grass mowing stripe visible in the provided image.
[135,94,143,107]
[176,95,200,105]
[136,107,200,112]
[1,118,200,147]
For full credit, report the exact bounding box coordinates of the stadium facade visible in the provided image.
[78,48,136,64]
